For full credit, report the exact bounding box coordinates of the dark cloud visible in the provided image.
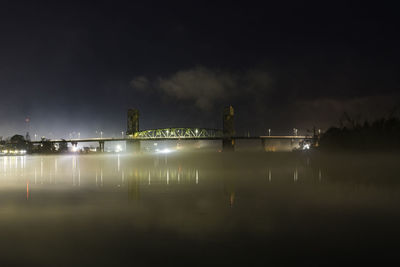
[293,94,400,128]
[130,67,273,111]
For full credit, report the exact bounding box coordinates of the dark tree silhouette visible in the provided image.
[320,114,400,151]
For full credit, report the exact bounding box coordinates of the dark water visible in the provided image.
[0,152,399,266]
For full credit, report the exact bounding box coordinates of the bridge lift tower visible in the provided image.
[126,108,140,152]
[222,105,235,151]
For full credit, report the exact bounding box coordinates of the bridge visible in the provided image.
[30,106,317,152]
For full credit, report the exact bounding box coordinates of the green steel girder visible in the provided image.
[130,128,223,139]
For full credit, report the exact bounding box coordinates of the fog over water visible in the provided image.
[0,151,399,266]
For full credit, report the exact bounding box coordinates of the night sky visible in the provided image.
[0,1,399,138]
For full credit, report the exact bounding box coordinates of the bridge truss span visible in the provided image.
[131,128,223,139]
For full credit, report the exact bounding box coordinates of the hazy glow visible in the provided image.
[115,145,122,153]
[1,149,26,155]
[303,144,310,150]
[156,148,173,154]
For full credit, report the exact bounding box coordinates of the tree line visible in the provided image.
[319,112,400,151]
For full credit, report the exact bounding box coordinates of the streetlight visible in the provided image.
[293,128,298,136]
[78,132,80,139]
[121,131,124,138]
[268,129,271,136]
[100,131,103,138]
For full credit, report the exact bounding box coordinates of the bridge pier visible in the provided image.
[99,141,105,152]
[222,139,235,152]
[126,140,140,153]
[222,105,235,152]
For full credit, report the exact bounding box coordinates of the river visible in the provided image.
[0,151,399,266]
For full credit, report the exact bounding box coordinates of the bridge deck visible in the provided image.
[29,136,314,144]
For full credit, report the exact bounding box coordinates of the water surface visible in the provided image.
[0,152,399,266]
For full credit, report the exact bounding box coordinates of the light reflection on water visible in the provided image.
[0,155,327,188]
[0,154,210,204]
[0,152,399,266]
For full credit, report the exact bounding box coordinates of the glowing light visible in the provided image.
[157,148,172,154]
[72,146,79,152]
[115,145,122,153]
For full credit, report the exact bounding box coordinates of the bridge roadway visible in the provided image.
[29,135,314,144]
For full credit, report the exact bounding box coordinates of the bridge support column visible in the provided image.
[126,140,140,153]
[222,105,235,152]
[99,141,105,153]
[261,138,266,152]
[222,139,235,152]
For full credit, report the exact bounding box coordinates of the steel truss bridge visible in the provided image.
[26,104,320,152]
[30,127,314,144]
[131,128,223,139]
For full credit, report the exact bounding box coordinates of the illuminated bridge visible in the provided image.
[30,106,318,152]
[132,128,223,139]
